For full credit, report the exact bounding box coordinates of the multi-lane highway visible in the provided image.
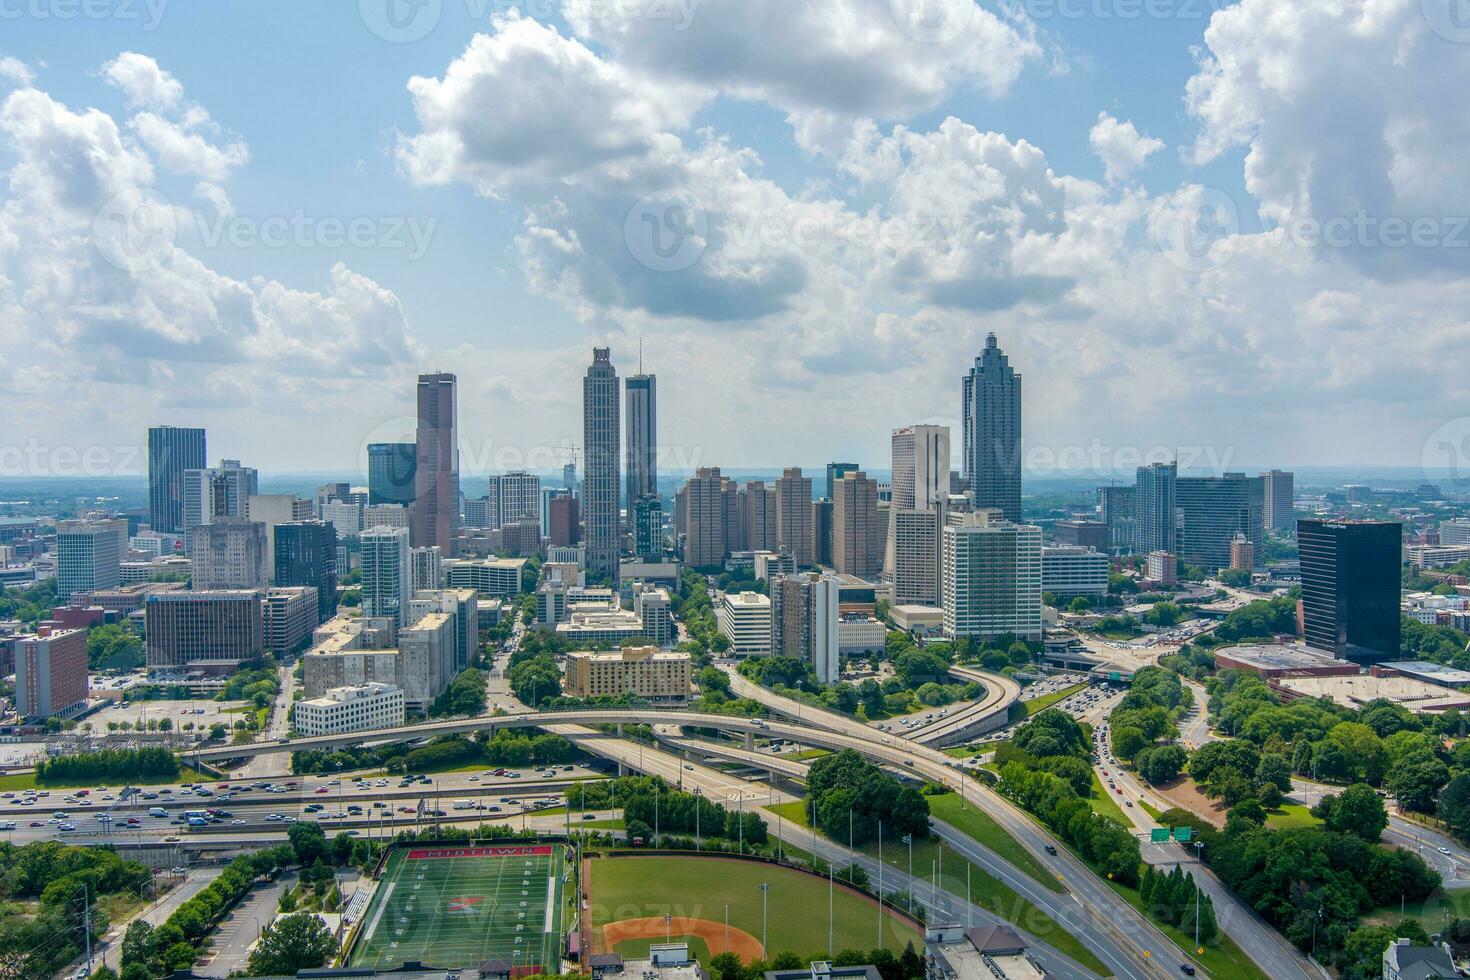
[904,665,1023,745]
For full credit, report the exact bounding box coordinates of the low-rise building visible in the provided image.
[1407,545,1470,571]
[294,682,405,735]
[1382,936,1457,980]
[924,924,1043,980]
[837,613,886,654]
[1041,546,1108,598]
[563,645,691,702]
[1145,550,1177,586]
[890,604,944,634]
[717,590,772,656]
[555,608,649,648]
[444,557,527,598]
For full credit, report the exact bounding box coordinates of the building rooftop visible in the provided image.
[1379,661,1470,685]
[1214,643,1352,672]
[1277,673,1470,713]
[722,591,771,608]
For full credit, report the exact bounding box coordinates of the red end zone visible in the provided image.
[406,845,554,860]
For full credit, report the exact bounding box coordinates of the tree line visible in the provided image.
[35,746,179,784]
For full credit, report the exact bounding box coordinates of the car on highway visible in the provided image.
[1440,846,1453,856]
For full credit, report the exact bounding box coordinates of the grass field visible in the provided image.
[351,844,567,971]
[924,794,1060,893]
[1265,804,1320,830]
[1366,886,1470,933]
[1024,684,1089,716]
[590,855,921,960]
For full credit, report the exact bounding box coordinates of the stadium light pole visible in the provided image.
[759,883,769,959]
[877,820,883,951]
[828,857,834,957]
[904,834,913,914]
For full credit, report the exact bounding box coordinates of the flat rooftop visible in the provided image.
[1214,643,1350,671]
[1379,661,1470,685]
[1277,674,1470,713]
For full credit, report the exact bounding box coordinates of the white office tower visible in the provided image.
[56,519,126,600]
[885,425,951,604]
[411,546,443,591]
[487,472,542,528]
[716,590,772,656]
[361,526,412,629]
[771,572,840,684]
[942,509,1042,641]
[182,460,259,535]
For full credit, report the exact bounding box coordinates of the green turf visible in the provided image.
[1264,804,1320,830]
[352,844,567,970]
[1024,684,1089,717]
[590,855,921,960]
[1089,773,1131,827]
[924,794,1061,893]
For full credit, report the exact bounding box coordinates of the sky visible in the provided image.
[2,0,1470,484]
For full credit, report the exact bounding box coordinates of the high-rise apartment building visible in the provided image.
[942,509,1043,641]
[274,520,338,620]
[771,572,840,684]
[263,586,320,654]
[1299,519,1402,665]
[775,468,814,567]
[367,442,418,507]
[189,517,269,590]
[411,372,459,555]
[1175,473,1264,574]
[961,334,1022,522]
[411,546,443,592]
[1134,462,1177,556]
[487,472,541,528]
[147,426,206,534]
[183,459,258,538]
[833,471,881,579]
[625,372,657,529]
[742,481,777,552]
[362,525,412,629]
[247,494,313,582]
[1262,470,1295,533]
[682,467,735,569]
[583,348,621,583]
[56,519,125,600]
[15,629,88,719]
[1097,484,1137,555]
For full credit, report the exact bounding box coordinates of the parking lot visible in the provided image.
[83,698,248,731]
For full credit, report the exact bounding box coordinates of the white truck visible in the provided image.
[452,799,475,810]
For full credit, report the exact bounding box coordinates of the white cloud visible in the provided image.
[1089,112,1163,183]
[100,51,183,110]
[0,57,33,88]
[1186,0,1470,278]
[99,53,249,184]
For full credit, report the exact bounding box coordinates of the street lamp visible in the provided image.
[758,883,769,959]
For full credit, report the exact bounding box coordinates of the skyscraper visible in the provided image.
[1299,519,1402,666]
[362,525,412,629]
[367,442,417,507]
[56,519,125,600]
[190,517,269,590]
[681,467,733,569]
[1175,473,1264,573]
[625,371,657,528]
[1097,484,1137,555]
[412,373,459,556]
[832,471,881,579]
[583,348,621,583]
[633,494,664,560]
[548,494,581,547]
[1134,462,1177,556]
[775,467,814,567]
[274,520,339,621]
[886,425,950,599]
[771,572,840,684]
[825,462,858,501]
[742,480,777,552]
[147,426,205,534]
[961,334,1022,522]
[1263,470,1295,533]
[182,459,258,535]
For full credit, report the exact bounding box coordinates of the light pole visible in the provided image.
[903,834,913,913]
[759,883,769,959]
[1193,841,1204,950]
[877,821,883,950]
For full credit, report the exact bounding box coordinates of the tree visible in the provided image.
[245,912,337,976]
[1136,745,1188,785]
[1439,773,1470,840]
[1389,755,1450,814]
[1313,784,1388,842]
[287,822,330,867]
[1255,753,1293,793]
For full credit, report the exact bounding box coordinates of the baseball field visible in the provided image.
[589,855,922,963]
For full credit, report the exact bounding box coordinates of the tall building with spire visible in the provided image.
[625,356,657,530]
[412,373,459,556]
[583,348,621,583]
[961,334,1022,522]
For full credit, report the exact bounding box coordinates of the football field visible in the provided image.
[350,844,568,971]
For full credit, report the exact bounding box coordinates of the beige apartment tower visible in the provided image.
[832,471,881,579]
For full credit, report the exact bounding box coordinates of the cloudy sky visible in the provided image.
[3,0,1470,482]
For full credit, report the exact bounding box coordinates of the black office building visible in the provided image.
[367,442,417,506]
[274,521,339,621]
[1299,518,1401,665]
[147,426,206,533]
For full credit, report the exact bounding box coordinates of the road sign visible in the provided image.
[1150,828,1170,843]
[1173,826,1193,842]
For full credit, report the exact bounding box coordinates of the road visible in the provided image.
[904,665,1022,745]
[1093,726,1323,980]
[197,874,295,976]
[1291,778,1470,886]
[236,663,298,780]
[65,866,225,975]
